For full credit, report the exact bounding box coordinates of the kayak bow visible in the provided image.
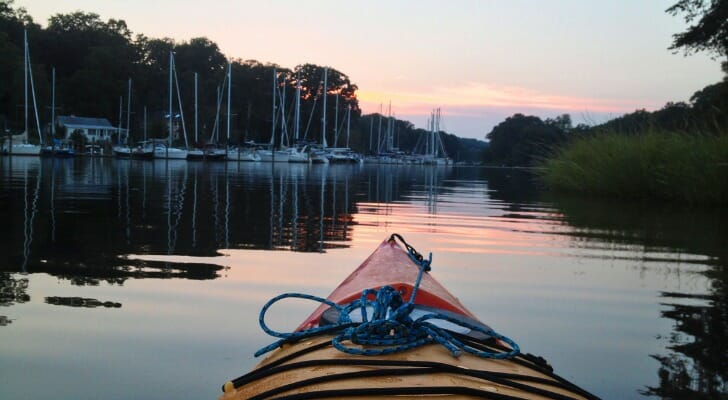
[220,234,599,399]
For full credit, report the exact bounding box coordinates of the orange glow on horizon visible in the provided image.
[357,82,653,117]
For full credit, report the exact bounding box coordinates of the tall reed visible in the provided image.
[540,131,728,205]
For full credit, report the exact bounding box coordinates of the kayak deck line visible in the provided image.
[220,235,600,399]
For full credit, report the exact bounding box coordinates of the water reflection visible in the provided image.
[0,157,231,283]
[642,288,727,399]
[0,158,459,275]
[45,296,122,308]
[0,273,28,327]
[0,273,29,306]
[0,158,726,398]
[548,195,727,265]
[548,194,727,398]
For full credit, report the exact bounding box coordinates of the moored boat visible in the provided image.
[227,146,260,162]
[40,145,75,158]
[154,144,188,159]
[220,235,598,399]
[131,142,155,159]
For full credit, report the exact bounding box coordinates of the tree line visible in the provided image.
[482,81,728,167]
[0,1,485,161]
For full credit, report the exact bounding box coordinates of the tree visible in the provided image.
[667,0,728,73]
[545,114,573,132]
[69,128,86,151]
[689,80,728,130]
[484,114,568,166]
[652,101,694,132]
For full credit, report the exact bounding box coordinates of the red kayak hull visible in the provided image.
[297,238,475,331]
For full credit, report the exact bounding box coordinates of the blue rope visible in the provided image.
[255,240,520,360]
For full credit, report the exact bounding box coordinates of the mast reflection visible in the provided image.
[0,159,464,283]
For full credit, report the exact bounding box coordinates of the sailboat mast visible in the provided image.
[126,78,131,144]
[294,70,301,141]
[321,67,328,148]
[24,30,28,137]
[280,76,286,147]
[51,67,55,141]
[346,105,351,148]
[436,108,446,158]
[334,93,339,147]
[212,85,221,142]
[428,110,432,156]
[26,33,42,145]
[194,72,198,144]
[271,68,276,147]
[387,101,392,152]
[377,104,382,153]
[118,97,122,144]
[143,106,147,141]
[168,51,173,150]
[431,109,436,157]
[172,56,189,149]
[226,62,231,146]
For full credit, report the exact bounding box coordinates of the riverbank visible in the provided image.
[540,132,728,205]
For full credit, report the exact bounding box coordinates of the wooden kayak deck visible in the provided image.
[221,334,596,400]
[220,236,598,399]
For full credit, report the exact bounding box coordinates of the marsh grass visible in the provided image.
[540,131,728,205]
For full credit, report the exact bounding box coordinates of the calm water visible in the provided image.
[0,157,725,399]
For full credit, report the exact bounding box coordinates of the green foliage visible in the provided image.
[483,113,570,166]
[666,0,728,71]
[690,81,728,130]
[541,131,728,205]
[666,0,728,79]
[588,80,728,136]
[69,128,86,150]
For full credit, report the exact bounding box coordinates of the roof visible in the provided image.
[57,115,114,129]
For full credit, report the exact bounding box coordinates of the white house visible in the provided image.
[56,115,125,143]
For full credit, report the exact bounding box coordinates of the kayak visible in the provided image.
[220,234,599,399]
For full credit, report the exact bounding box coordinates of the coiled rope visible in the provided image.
[255,234,520,359]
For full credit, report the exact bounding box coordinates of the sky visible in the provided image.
[15,0,726,140]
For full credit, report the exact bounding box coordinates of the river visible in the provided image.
[0,156,725,399]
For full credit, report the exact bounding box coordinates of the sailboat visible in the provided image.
[113,78,152,158]
[327,103,361,163]
[308,67,329,164]
[186,72,206,161]
[190,69,229,161]
[286,70,310,163]
[40,67,74,157]
[202,65,229,161]
[257,68,290,163]
[131,105,155,159]
[226,63,260,162]
[155,52,189,159]
[422,108,451,165]
[4,30,43,156]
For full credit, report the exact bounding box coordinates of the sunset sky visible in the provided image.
[15,0,725,139]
